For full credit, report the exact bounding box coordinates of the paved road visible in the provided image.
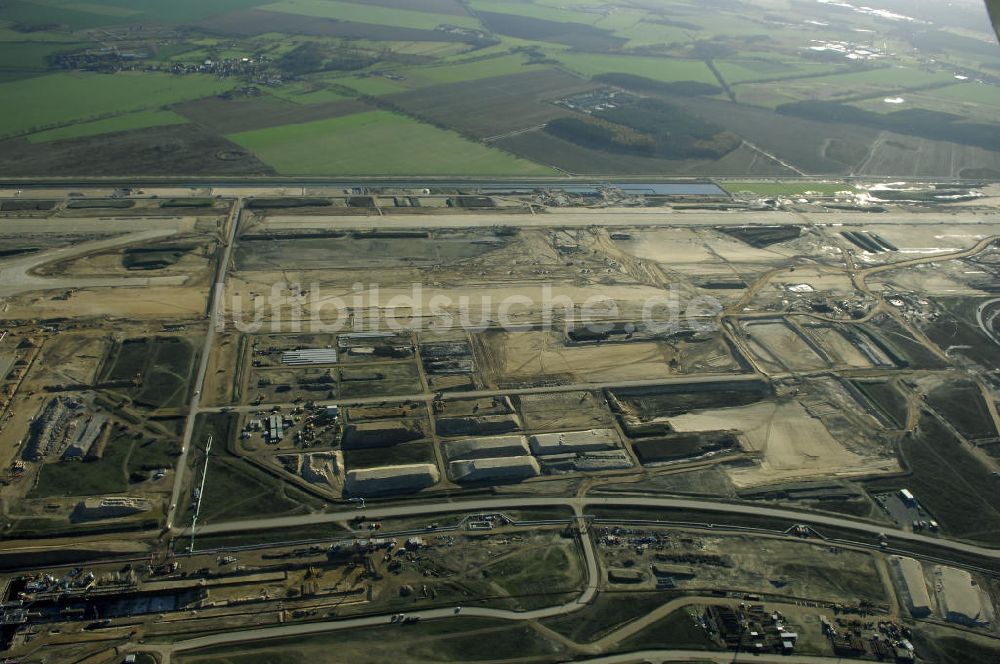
[574,650,874,664]
[977,298,1000,346]
[136,518,864,663]
[0,228,183,296]
[166,199,241,529]
[0,175,988,188]
[185,495,1000,561]
[256,208,999,231]
[153,543,870,663]
[200,372,761,415]
[162,504,597,659]
[860,234,999,282]
[159,491,990,660]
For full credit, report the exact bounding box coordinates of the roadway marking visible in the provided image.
[167,198,241,529]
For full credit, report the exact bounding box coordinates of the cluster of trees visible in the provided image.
[511,45,559,65]
[12,22,59,32]
[278,42,378,75]
[596,98,721,140]
[546,98,740,160]
[545,116,655,154]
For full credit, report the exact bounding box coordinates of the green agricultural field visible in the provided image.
[337,75,411,96]
[61,3,141,18]
[852,83,1000,123]
[441,36,562,61]
[75,0,273,23]
[599,14,693,47]
[0,1,127,29]
[0,41,93,71]
[266,82,349,104]
[0,72,235,138]
[227,110,557,175]
[342,39,469,58]
[0,0,270,28]
[732,66,959,108]
[732,82,818,109]
[27,110,188,143]
[932,81,1000,107]
[0,0,994,179]
[715,58,844,84]
[554,52,716,84]
[0,25,80,42]
[803,66,956,90]
[468,0,596,23]
[261,0,481,30]
[394,53,545,87]
[283,89,351,104]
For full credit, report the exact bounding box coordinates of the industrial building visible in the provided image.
[75,497,152,520]
[529,429,619,456]
[22,397,80,461]
[316,405,339,423]
[443,435,530,461]
[337,331,400,347]
[935,566,992,627]
[62,414,108,460]
[267,414,284,443]
[280,348,339,365]
[344,464,439,496]
[448,455,541,484]
[890,556,931,618]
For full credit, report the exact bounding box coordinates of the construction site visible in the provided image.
[0,181,999,662]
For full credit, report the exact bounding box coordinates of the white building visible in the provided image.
[935,566,993,627]
[891,556,931,618]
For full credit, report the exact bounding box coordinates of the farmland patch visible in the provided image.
[386,69,594,137]
[227,110,556,175]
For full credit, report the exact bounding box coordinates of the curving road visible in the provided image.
[142,514,873,664]
[0,228,185,296]
[154,507,879,664]
[128,199,1000,662]
[156,504,597,660]
[859,235,999,285]
[976,298,1000,346]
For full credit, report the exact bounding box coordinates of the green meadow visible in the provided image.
[228,110,557,175]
